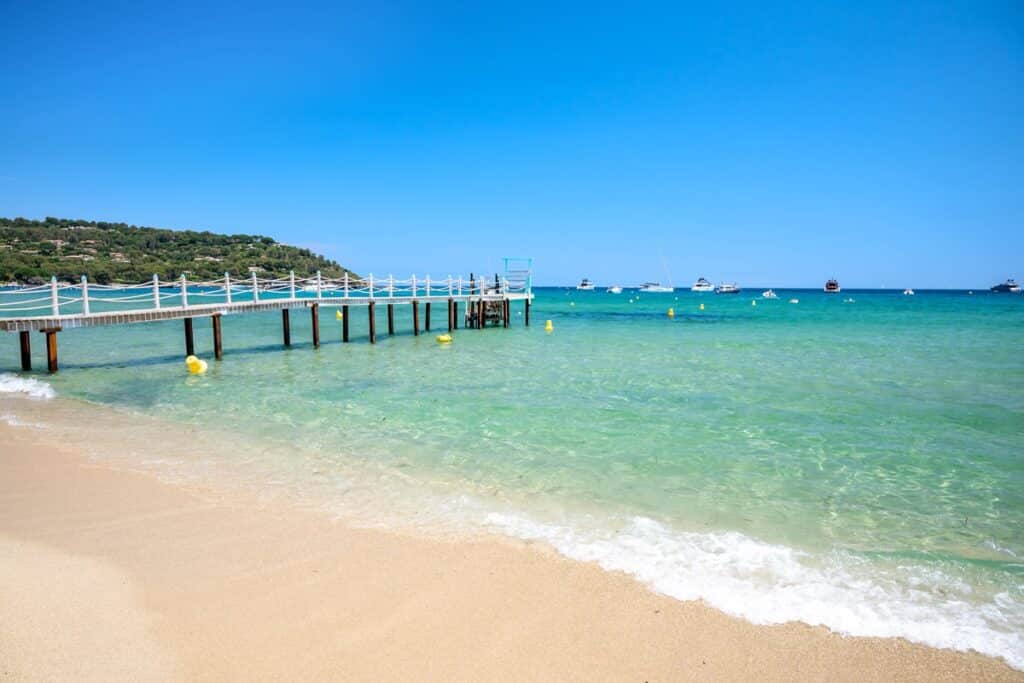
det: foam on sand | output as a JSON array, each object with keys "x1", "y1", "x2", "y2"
[
  {"x1": 484, "y1": 512, "x2": 1024, "y2": 670},
  {"x1": 0, "y1": 374, "x2": 55, "y2": 400}
]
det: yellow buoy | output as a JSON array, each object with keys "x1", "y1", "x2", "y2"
[
  {"x1": 667, "y1": 307, "x2": 675, "y2": 318},
  {"x1": 435, "y1": 334, "x2": 452, "y2": 344},
  {"x1": 544, "y1": 320, "x2": 553, "y2": 332},
  {"x1": 335, "y1": 310, "x2": 344, "y2": 320},
  {"x1": 699, "y1": 303, "x2": 705, "y2": 311},
  {"x1": 751, "y1": 300, "x2": 757, "y2": 306},
  {"x1": 185, "y1": 356, "x2": 208, "y2": 375}
]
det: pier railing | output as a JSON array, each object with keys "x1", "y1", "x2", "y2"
[{"x1": 0, "y1": 271, "x2": 528, "y2": 320}]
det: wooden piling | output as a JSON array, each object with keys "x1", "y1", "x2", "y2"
[
  {"x1": 447, "y1": 298, "x2": 454, "y2": 332},
  {"x1": 282, "y1": 309, "x2": 291, "y2": 347},
  {"x1": 41, "y1": 328, "x2": 59, "y2": 373},
  {"x1": 412, "y1": 300, "x2": 420, "y2": 336},
  {"x1": 525, "y1": 298, "x2": 530, "y2": 326},
  {"x1": 387, "y1": 303, "x2": 395, "y2": 336},
  {"x1": 478, "y1": 299, "x2": 485, "y2": 330},
  {"x1": 425, "y1": 302, "x2": 431, "y2": 331},
  {"x1": 184, "y1": 318, "x2": 195, "y2": 357},
  {"x1": 368, "y1": 301, "x2": 377, "y2": 344},
  {"x1": 212, "y1": 315, "x2": 223, "y2": 360},
  {"x1": 503, "y1": 299, "x2": 509, "y2": 328},
  {"x1": 342, "y1": 304, "x2": 350, "y2": 342},
  {"x1": 19, "y1": 331, "x2": 31, "y2": 371},
  {"x1": 311, "y1": 304, "x2": 320, "y2": 348},
  {"x1": 453, "y1": 301, "x2": 459, "y2": 330}
]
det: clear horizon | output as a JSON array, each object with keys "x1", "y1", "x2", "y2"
[{"x1": 1, "y1": 1, "x2": 1020, "y2": 289}]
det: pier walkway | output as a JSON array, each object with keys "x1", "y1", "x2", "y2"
[{"x1": 2, "y1": 264, "x2": 533, "y2": 372}]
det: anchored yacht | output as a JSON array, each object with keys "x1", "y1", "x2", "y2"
[
  {"x1": 762, "y1": 289, "x2": 779, "y2": 299},
  {"x1": 691, "y1": 277, "x2": 714, "y2": 293},
  {"x1": 638, "y1": 282, "x2": 674, "y2": 293},
  {"x1": 824, "y1": 279, "x2": 841, "y2": 293},
  {"x1": 715, "y1": 283, "x2": 741, "y2": 294},
  {"x1": 576, "y1": 278, "x2": 596, "y2": 291},
  {"x1": 990, "y1": 279, "x2": 1021, "y2": 293}
]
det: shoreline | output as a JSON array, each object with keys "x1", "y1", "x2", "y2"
[{"x1": 1, "y1": 421, "x2": 1019, "y2": 681}]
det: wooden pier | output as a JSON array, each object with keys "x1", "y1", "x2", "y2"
[{"x1": 1, "y1": 263, "x2": 533, "y2": 373}]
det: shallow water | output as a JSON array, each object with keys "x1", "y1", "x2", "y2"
[{"x1": 3, "y1": 288, "x2": 1023, "y2": 667}]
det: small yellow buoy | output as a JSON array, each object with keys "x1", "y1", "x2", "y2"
[
  {"x1": 699, "y1": 303, "x2": 705, "y2": 311},
  {"x1": 436, "y1": 334, "x2": 452, "y2": 344},
  {"x1": 185, "y1": 355, "x2": 208, "y2": 375},
  {"x1": 751, "y1": 300, "x2": 757, "y2": 306},
  {"x1": 667, "y1": 307, "x2": 675, "y2": 318},
  {"x1": 335, "y1": 310, "x2": 343, "y2": 321},
  {"x1": 544, "y1": 320, "x2": 553, "y2": 332}
]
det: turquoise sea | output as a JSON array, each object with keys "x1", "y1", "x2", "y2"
[{"x1": 2, "y1": 287, "x2": 1023, "y2": 667}]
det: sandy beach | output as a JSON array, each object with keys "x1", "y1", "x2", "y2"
[{"x1": 0, "y1": 421, "x2": 1018, "y2": 682}]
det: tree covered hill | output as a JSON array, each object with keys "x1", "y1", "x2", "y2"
[{"x1": 0, "y1": 217, "x2": 356, "y2": 284}]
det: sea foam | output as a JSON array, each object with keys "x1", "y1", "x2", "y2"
[
  {"x1": 0, "y1": 374, "x2": 56, "y2": 400},
  {"x1": 485, "y1": 512, "x2": 1024, "y2": 670}
]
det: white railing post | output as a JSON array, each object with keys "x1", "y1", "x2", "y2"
[
  {"x1": 448, "y1": 275, "x2": 453, "y2": 296},
  {"x1": 388, "y1": 274, "x2": 394, "y2": 299},
  {"x1": 368, "y1": 273, "x2": 375, "y2": 299},
  {"x1": 289, "y1": 271, "x2": 296, "y2": 300},
  {"x1": 316, "y1": 270, "x2": 322, "y2": 300},
  {"x1": 343, "y1": 272, "x2": 349, "y2": 299},
  {"x1": 411, "y1": 274, "x2": 417, "y2": 298},
  {"x1": 180, "y1": 275, "x2": 189, "y2": 308},
  {"x1": 251, "y1": 271, "x2": 259, "y2": 302},
  {"x1": 225, "y1": 272, "x2": 232, "y2": 304},
  {"x1": 50, "y1": 276, "x2": 59, "y2": 316},
  {"x1": 458, "y1": 276, "x2": 463, "y2": 297},
  {"x1": 426, "y1": 274, "x2": 431, "y2": 298},
  {"x1": 153, "y1": 274, "x2": 161, "y2": 309},
  {"x1": 81, "y1": 275, "x2": 90, "y2": 315}
]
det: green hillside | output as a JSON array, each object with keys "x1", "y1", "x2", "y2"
[{"x1": 0, "y1": 217, "x2": 356, "y2": 284}]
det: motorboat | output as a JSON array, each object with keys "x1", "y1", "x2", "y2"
[
  {"x1": 607, "y1": 285, "x2": 623, "y2": 294},
  {"x1": 762, "y1": 289, "x2": 779, "y2": 299},
  {"x1": 638, "y1": 282, "x2": 674, "y2": 293},
  {"x1": 691, "y1": 277, "x2": 714, "y2": 293},
  {"x1": 715, "y1": 283, "x2": 741, "y2": 294},
  {"x1": 903, "y1": 288, "x2": 915, "y2": 295},
  {"x1": 990, "y1": 279, "x2": 1021, "y2": 293},
  {"x1": 576, "y1": 278, "x2": 596, "y2": 291},
  {"x1": 824, "y1": 279, "x2": 841, "y2": 293}
]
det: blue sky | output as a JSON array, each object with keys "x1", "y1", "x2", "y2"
[{"x1": 1, "y1": 1, "x2": 1020, "y2": 287}]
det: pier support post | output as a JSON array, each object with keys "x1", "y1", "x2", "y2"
[
  {"x1": 212, "y1": 314, "x2": 223, "y2": 360},
  {"x1": 453, "y1": 301, "x2": 459, "y2": 329},
  {"x1": 387, "y1": 303, "x2": 395, "y2": 336},
  {"x1": 503, "y1": 299, "x2": 509, "y2": 328},
  {"x1": 525, "y1": 298, "x2": 530, "y2": 327},
  {"x1": 412, "y1": 300, "x2": 419, "y2": 336},
  {"x1": 311, "y1": 304, "x2": 320, "y2": 348},
  {"x1": 479, "y1": 299, "x2": 485, "y2": 330},
  {"x1": 342, "y1": 305, "x2": 349, "y2": 342},
  {"x1": 282, "y1": 309, "x2": 291, "y2": 347},
  {"x1": 19, "y1": 331, "x2": 31, "y2": 371},
  {"x1": 184, "y1": 318, "x2": 195, "y2": 357},
  {"x1": 41, "y1": 328, "x2": 60, "y2": 373},
  {"x1": 368, "y1": 301, "x2": 376, "y2": 344},
  {"x1": 425, "y1": 302, "x2": 431, "y2": 332},
  {"x1": 447, "y1": 298, "x2": 454, "y2": 332}
]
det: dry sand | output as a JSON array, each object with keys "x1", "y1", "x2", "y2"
[{"x1": 0, "y1": 422, "x2": 1019, "y2": 682}]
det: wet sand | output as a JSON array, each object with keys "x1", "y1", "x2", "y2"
[{"x1": 0, "y1": 422, "x2": 1019, "y2": 681}]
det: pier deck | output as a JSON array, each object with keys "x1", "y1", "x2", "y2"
[{"x1": 2, "y1": 269, "x2": 533, "y2": 372}]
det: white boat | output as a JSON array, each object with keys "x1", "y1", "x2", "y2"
[
  {"x1": 824, "y1": 279, "x2": 841, "y2": 293},
  {"x1": 762, "y1": 289, "x2": 778, "y2": 299},
  {"x1": 903, "y1": 288, "x2": 915, "y2": 296},
  {"x1": 607, "y1": 285, "x2": 623, "y2": 294},
  {"x1": 576, "y1": 278, "x2": 596, "y2": 291},
  {"x1": 638, "y1": 282, "x2": 674, "y2": 293},
  {"x1": 715, "y1": 283, "x2": 741, "y2": 294},
  {"x1": 691, "y1": 277, "x2": 714, "y2": 293}
]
